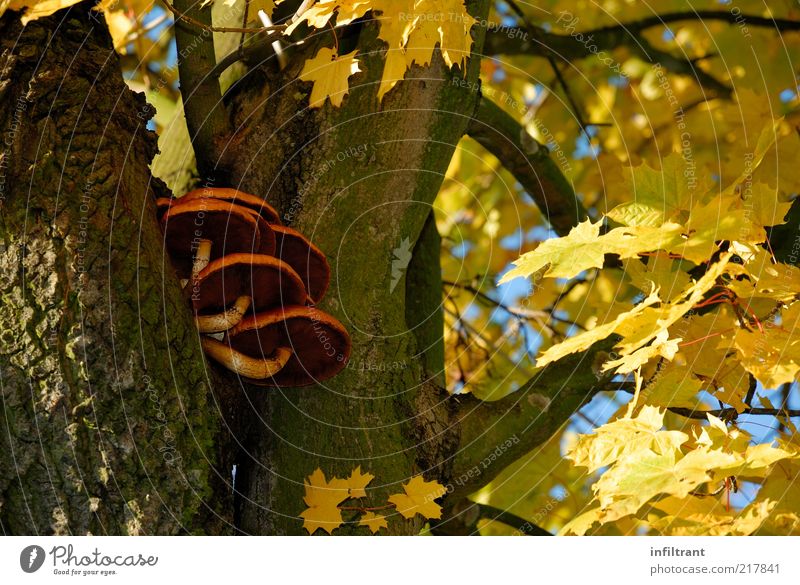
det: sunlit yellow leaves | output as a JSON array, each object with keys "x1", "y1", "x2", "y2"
[
  {"x1": 300, "y1": 468, "x2": 351, "y2": 535},
  {"x1": 607, "y1": 154, "x2": 700, "y2": 227},
  {"x1": 624, "y1": 255, "x2": 689, "y2": 301},
  {"x1": 289, "y1": 0, "x2": 475, "y2": 102},
  {"x1": 500, "y1": 219, "x2": 683, "y2": 282},
  {"x1": 566, "y1": 405, "x2": 686, "y2": 472},
  {"x1": 730, "y1": 303, "x2": 800, "y2": 388},
  {"x1": 593, "y1": 446, "x2": 730, "y2": 522},
  {"x1": 564, "y1": 405, "x2": 800, "y2": 534},
  {"x1": 670, "y1": 308, "x2": 750, "y2": 410},
  {"x1": 359, "y1": 512, "x2": 388, "y2": 533},
  {"x1": 535, "y1": 291, "x2": 660, "y2": 369},
  {"x1": 641, "y1": 365, "x2": 704, "y2": 408},
  {"x1": 602, "y1": 330, "x2": 680, "y2": 375},
  {"x1": 373, "y1": 0, "x2": 475, "y2": 99},
  {"x1": 650, "y1": 496, "x2": 776, "y2": 536},
  {"x1": 677, "y1": 194, "x2": 762, "y2": 263},
  {"x1": 299, "y1": 48, "x2": 361, "y2": 108},
  {"x1": 614, "y1": 253, "x2": 732, "y2": 356},
  {"x1": 285, "y1": 0, "x2": 373, "y2": 33},
  {"x1": 388, "y1": 475, "x2": 447, "y2": 520},
  {"x1": 534, "y1": 254, "x2": 732, "y2": 374}
]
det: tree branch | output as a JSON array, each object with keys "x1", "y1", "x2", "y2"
[
  {"x1": 447, "y1": 339, "x2": 613, "y2": 503},
  {"x1": 600, "y1": 378, "x2": 800, "y2": 420},
  {"x1": 172, "y1": 0, "x2": 233, "y2": 179},
  {"x1": 478, "y1": 9, "x2": 800, "y2": 97},
  {"x1": 475, "y1": 503, "x2": 552, "y2": 535},
  {"x1": 485, "y1": 11, "x2": 800, "y2": 57},
  {"x1": 666, "y1": 406, "x2": 800, "y2": 421},
  {"x1": 432, "y1": 500, "x2": 552, "y2": 535},
  {"x1": 466, "y1": 95, "x2": 587, "y2": 237}
]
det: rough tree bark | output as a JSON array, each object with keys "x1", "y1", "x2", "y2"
[
  {"x1": 0, "y1": 6, "x2": 229, "y2": 535},
  {"x1": 224, "y1": 1, "x2": 492, "y2": 534},
  {"x1": 0, "y1": 1, "x2": 614, "y2": 535}
]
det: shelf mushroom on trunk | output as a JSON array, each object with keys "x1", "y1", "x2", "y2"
[
  {"x1": 158, "y1": 187, "x2": 350, "y2": 387},
  {"x1": 180, "y1": 187, "x2": 282, "y2": 224},
  {"x1": 160, "y1": 199, "x2": 275, "y2": 281},
  {"x1": 201, "y1": 305, "x2": 351, "y2": 385},
  {"x1": 271, "y1": 225, "x2": 331, "y2": 304},
  {"x1": 191, "y1": 253, "x2": 308, "y2": 333}
]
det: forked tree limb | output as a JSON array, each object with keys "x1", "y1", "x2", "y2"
[
  {"x1": 447, "y1": 339, "x2": 614, "y2": 503},
  {"x1": 466, "y1": 95, "x2": 587, "y2": 236}
]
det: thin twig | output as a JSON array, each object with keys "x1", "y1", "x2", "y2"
[
  {"x1": 505, "y1": 0, "x2": 594, "y2": 137},
  {"x1": 239, "y1": 0, "x2": 250, "y2": 51}
]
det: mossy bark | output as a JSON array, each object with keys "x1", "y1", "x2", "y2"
[
  {"x1": 0, "y1": 7, "x2": 226, "y2": 534},
  {"x1": 226, "y1": 4, "x2": 489, "y2": 534}
]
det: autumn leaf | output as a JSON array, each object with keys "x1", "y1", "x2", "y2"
[
  {"x1": 1, "y1": 0, "x2": 83, "y2": 23},
  {"x1": 499, "y1": 219, "x2": 683, "y2": 282},
  {"x1": 299, "y1": 48, "x2": 361, "y2": 108},
  {"x1": 606, "y1": 153, "x2": 702, "y2": 227},
  {"x1": 300, "y1": 468, "x2": 351, "y2": 535},
  {"x1": 359, "y1": 511, "x2": 388, "y2": 534},
  {"x1": 288, "y1": 0, "x2": 475, "y2": 101},
  {"x1": 346, "y1": 466, "x2": 374, "y2": 498},
  {"x1": 388, "y1": 476, "x2": 447, "y2": 520}
]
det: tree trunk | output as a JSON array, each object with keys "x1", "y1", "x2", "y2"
[
  {"x1": 225, "y1": 4, "x2": 490, "y2": 534},
  {"x1": 0, "y1": 7, "x2": 228, "y2": 535}
]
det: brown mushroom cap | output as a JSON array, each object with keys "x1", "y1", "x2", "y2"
[
  {"x1": 160, "y1": 200, "x2": 262, "y2": 278},
  {"x1": 182, "y1": 187, "x2": 281, "y2": 224},
  {"x1": 161, "y1": 197, "x2": 276, "y2": 256},
  {"x1": 192, "y1": 253, "x2": 307, "y2": 316},
  {"x1": 272, "y1": 225, "x2": 330, "y2": 303},
  {"x1": 227, "y1": 305, "x2": 350, "y2": 386},
  {"x1": 244, "y1": 210, "x2": 277, "y2": 256}
]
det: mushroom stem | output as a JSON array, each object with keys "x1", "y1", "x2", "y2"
[
  {"x1": 192, "y1": 239, "x2": 212, "y2": 281},
  {"x1": 195, "y1": 295, "x2": 252, "y2": 333},
  {"x1": 200, "y1": 337, "x2": 293, "y2": 379}
]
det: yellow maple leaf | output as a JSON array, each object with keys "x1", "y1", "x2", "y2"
[
  {"x1": 641, "y1": 364, "x2": 703, "y2": 408},
  {"x1": 729, "y1": 302, "x2": 800, "y2": 388},
  {"x1": 359, "y1": 511, "x2": 388, "y2": 533},
  {"x1": 299, "y1": 48, "x2": 361, "y2": 108},
  {"x1": 287, "y1": 0, "x2": 475, "y2": 101},
  {"x1": 300, "y1": 468, "x2": 351, "y2": 535},
  {"x1": 535, "y1": 290, "x2": 660, "y2": 369},
  {"x1": 607, "y1": 153, "x2": 703, "y2": 227},
  {"x1": 566, "y1": 405, "x2": 688, "y2": 474},
  {"x1": 500, "y1": 219, "x2": 683, "y2": 282},
  {"x1": 388, "y1": 475, "x2": 447, "y2": 520},
  {"x1": 602, "y1": 330, "x2": 681, "y2": 375},
  {"x1": 346, "y1": 466, "x2": 374, "y2": 498},
  {"x1": 285, "y1": 0, "x2": 372, "y2": 34}
]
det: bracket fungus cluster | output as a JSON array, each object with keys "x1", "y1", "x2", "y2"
[{"x1": 159, "y1": 188, "x2": 350, "y2": 386}]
